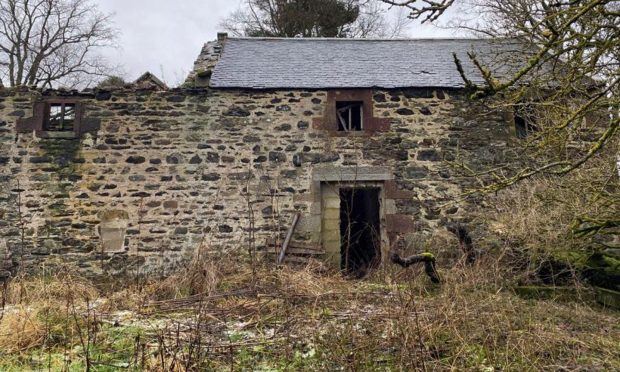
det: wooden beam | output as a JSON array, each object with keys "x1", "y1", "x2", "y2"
[{"x1": 278, "y1": 212, "x2": 301, "y2": 265}]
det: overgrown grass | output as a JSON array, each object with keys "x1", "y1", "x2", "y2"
[{"x1": 0, "y1": 253, "x2": 618, "y2": 371}]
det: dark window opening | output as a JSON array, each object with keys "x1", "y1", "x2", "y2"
[
  {"x1": 45, "y1": 103, "x2": 76, "y2": 132},
  {"x1": 337, "y1": 101, "x2": 363, "y2": 131},
  {"x1": 339, "y1": 187, "x2": 381, "y2": 277},
  {"x1": 515, "y1": 109, "x2": 538, "y2": 139}
]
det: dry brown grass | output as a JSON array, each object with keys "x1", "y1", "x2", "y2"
[
  {"x1": 484, "y1": 155, "x2": 618, "y2": 257},
  {"x1": 6, "y1": 271, "x2": 98, "y2": 305},
  {"x1": 474, "y1": 156, "x2": 620, "y2": 290},
  {"x1": 160, "y1": 255, "x2": 620, "y2": 370},
  {"x1": 0, "y1": 305, "x2": 45, "y2": 353},
  {"x1": 0, "y1": 251, "x2": 617, "y2": 370},
  {"x1": 0, "y1": 270, "x2": 99, "y2": 355},
  {"x1": 486, "y1": 178, "x2": 587, "y2": 254}
]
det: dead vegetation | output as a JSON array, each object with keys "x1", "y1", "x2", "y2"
[
  {"x1": 0, "y1": 251, "x2": 617, "y2": 371},
  {"x1": 481, "y1": 155, "x2": 619, "y2": 287}
]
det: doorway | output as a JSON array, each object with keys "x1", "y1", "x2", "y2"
[{"x1": 339, "y1": 187, "x2": 381, "y2": 276}]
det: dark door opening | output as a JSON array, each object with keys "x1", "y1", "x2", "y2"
[{"x1": 339, "y1": 188, "x2": 381, "y2": 277}]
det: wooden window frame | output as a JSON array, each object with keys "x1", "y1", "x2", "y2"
[
  {"x1": 514, "y1": 107, "x2": 538, "y2": 139},
  {"x1": 312, "y1": 90, "x2": 390, "y2": 135},
  {"x1": 44, "y1": 102, "x2": 78, "y2": 133},
  {"x1": 38, "y1": 99, "x2": 83, "y2": 138},
  {"x1": 336, "y1": 101, "x2": 364, "y2": 132},
  {"x1": 16, "y1": 97, "x2": 100, "y2": 139}
]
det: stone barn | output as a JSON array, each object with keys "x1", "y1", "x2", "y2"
[{"x1": 0, "y1": 34, "x2": 526, "y2": 277}]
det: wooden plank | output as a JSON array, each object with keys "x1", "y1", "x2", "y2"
[
  {"x1": 278, "y1": 256, "x2": 313, "y2": 264},
  {"x1": 269, "y1": 247, "x2": 326, "y2": 256},
  {"x1": 337, "y1": 111, "x2": 348, "y2": 131},
  {"x1": 278, "y1": 212, "x2": 300, "y2": 265},
  {"x1": 268, "y1": 241, "x2": 322, "y2": 250},
  {"x1": 289, "y1": 243, "x2": 323, "y2": 251}
]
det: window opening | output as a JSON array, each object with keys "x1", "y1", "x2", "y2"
[
  {"x1": 45, "y1": 103, "x2": 76, "y2": 132},
  {"x1": 514, "y1": 107, "x2": 538, "y2": 139},
  {"x1": 337, "y1": 101, "x2": 363, "y2": 131}
]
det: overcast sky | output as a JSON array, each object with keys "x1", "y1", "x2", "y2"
[{"x1": 96, "y1": 0, "x2": 459, "y2": 87}]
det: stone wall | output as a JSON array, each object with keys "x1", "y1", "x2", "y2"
[{"x1": 0, "y1": 86, "x2": 515, "y2": 276}]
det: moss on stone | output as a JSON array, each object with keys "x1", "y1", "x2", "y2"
[
  {"x1": 420, "y1": 251, "x2": 436, "y2": 260},
  {"x1": 586, "y1": 253, "x2": 620, "y2": 273},
  {"x1": 595, "y1": 287, "x2": 620, "y2": 309},
  {"x1": 196, "y1": 69, "x2": 212, "y2": 79},
  {"x1": 39, "y1": 138, "x2": 81, "y2": 167}
]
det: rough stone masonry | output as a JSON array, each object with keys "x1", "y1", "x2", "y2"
[{"x1": 0, "y1": 36, "x2": 522, "y2": 276}]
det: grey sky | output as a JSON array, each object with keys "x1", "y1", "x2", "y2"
[{"x1": 96, "y1": 0, "x2": 458, "y2": 87}]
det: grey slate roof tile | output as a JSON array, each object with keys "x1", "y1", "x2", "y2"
[{"x1": 210, "y1": 37, "x2": 530, "y2": 89}]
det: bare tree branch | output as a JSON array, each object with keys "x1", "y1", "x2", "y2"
[
  {"x1": 386, "y1": 0, "x2": 620, "y2": 237},
  {"x1": 0, "y1": 0, "x2": 117, "y2": 88},
  {"x1": 381, "y1": 0, "x2": 456, "y2": 23}
]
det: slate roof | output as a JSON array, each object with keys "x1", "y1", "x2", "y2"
[{"x1": 209, "y1": 37, "x2": 531, "y2": 89}]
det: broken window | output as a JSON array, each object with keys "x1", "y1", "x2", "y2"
[
  {"x1": 336, "y1": 101, "x2": 363, "y2": 131},
  {"x1": 514, "y1": 107, "x2": 538, "y2": 139},
  {"x1": 45, "y1": 103, "x2": 76, "y2": 132}
]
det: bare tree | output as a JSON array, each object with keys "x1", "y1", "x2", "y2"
[
  {"x1": 221, "y1": 0, "x2": 412, "y2": 38},
  {"x1": 0, "y1": 0, "x2": 117, "y2": 88},
  {"x1": 384, "y1": 0, "x2": 619, "y2": 235}
]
